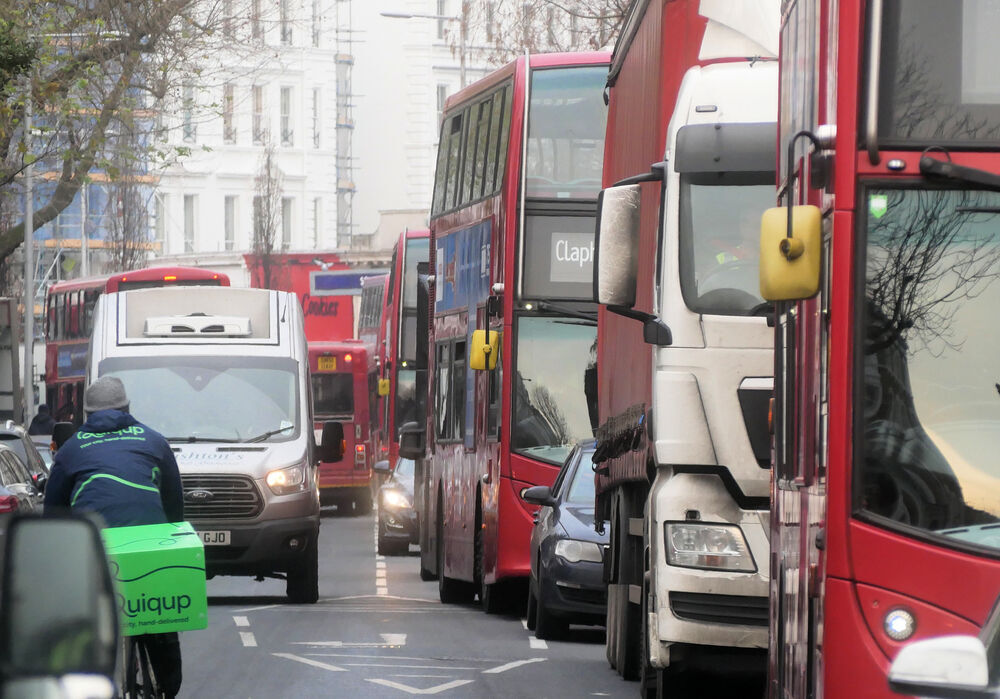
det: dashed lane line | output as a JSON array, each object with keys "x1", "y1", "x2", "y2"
[
  {"x1": 529, "y1": 637, "x2": 548, "y2": 650},
  {"x1": 271, "y1": 653, "x2": 348, "y2": 672},
  {"x1": 240, "y1": 632, "x2": 257, "y2": 647},
  {"x1": 233, "y1": 616, "x2": 250, "y2": 627},
  {"x1": 482, "y1": 658, "x2": 546, "y2": 674}
]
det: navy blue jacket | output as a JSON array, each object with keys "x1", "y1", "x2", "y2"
[{"x1": 44, "y1": 410, "x2": 184, "y2": 527}]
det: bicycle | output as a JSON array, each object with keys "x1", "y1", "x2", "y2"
[{"x1": 118, "y1": 632, "x2": 164, "y2": 699}]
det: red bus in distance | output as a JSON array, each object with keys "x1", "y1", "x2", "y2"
[
  {"x1": 309, "y1": 340, "x2": 373, "y2": 513},
  {"x1": 44, "y1": 266, "x2": 230, "y2": 423}
]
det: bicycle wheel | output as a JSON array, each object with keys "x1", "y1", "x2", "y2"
[{"x1": 122, "y1": 636, "x2": 163, "y2": 699}]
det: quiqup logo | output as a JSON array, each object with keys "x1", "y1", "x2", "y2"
[{"x1": 119, "y1": 592, "x2": 193, "y2": 618}]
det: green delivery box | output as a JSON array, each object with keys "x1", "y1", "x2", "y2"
[{"x1": 101, "y1": 522, "x2": 208, "y2": 636}]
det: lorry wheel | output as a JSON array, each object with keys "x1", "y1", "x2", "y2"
[
  {"x1": 617, "y1": 492, "x2": 642, "y2": 681},
  {"x1": 286, "y1": 533, "x2": 319, "y2": 604}
]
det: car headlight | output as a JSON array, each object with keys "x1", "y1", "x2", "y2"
[
  {"x1": 382, "y1": 489, "x2": 411, "y2": 509},
  {"x1": 554, "y1": 539, "x2": 603, "y2": 564},
  {"x1": 664, "y1": 523, "x2": 756, "y2": 572},
  {"x1": 265, "y1": 464, "x2": 307, "y2": 495}
]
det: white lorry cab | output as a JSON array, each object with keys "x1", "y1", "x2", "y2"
[{"x1": 87, "y1": 286, "x2": 344, "y2": 603}]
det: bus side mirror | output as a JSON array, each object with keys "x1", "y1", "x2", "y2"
[
  {"x1": 594, "y1": 184, "x2": 642, "y2": 308},
  {"x1": 759, "y1": 205, "x2": 822, "y2": 301},
  {"x1": 377, "y1": 378, "x2": 390, "y2": 397},
  {"x1": 469, "y1": 329, "x2": 499, "y2": 371},
  {"x1": 398, "y1": 421, "x2": 425, "y2": 460},
  {"x1": 888, "y1": 636, "x2": 992, "y2": 697},
  {"x1": 318, "y1": 422, "x2": 345, "y2": 463},
  {"x1": 0, "y1": 515, "x2": 119, "y2": 689}
]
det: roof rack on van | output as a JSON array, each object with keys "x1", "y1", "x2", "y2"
[{"x1": 143, "y1": 312, "x2": 252, "y2": 337}]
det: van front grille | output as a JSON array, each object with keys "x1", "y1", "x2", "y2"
[{"x1": 181, "y1": 474, "x2": 262, "y2": 519}]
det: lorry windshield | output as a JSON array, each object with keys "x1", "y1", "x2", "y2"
[
  {"x1": 512, "y1": 315, "x2": 596, "y2": 465},
  {"x1": 857, "y1": 186, "x2": 1000, "y2": 554},
  {"x1": 99, "y1": 356, "x2": 299, "y2": 443},
  {"x1": 312, "y1": 373, "x2": 353, "y2": 418},
  {"x1": 678, "y1": 172, "x2": 775, "y2": 315}
]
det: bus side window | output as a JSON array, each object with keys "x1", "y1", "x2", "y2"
[
  {"x1": 83, "y1": 290, "x2": 99, "y2": 337},
  {"x1": 453, "y1": 340, "x2": 467, "y2": 445},
  {"x1": 69, "y1": 292, "x2": 80, "y2": 337}
]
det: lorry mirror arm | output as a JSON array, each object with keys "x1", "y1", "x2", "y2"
[{"x1": 607, "y1": 306, "x2": 673, "y2": 347}]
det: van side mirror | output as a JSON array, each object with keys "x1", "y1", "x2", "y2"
[
  {"x1": 469, "y1": 329, "x2": 499, "y2": 371},
  {"x1": 759, "y1": 205, "x2": 822, "y2": 301},
  {"x1": 398, "y1": 421, "x2": 425, "y2": 460},
  {"x1": 0, "y1": 515, "x2": 119, "y2": 685},
  {"x1": 594, "y1": 184, "x2": 642, "y2": 308},
  {"x1": 318, "y1": 422, "x2": 345, "y2": 463},
  {"x1": 377, "y1": 378, "x2": 390, "y2": 397}
]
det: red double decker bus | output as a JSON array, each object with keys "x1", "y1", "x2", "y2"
[
  {"x1": 358, "y1": 273, "x2": 388, "y2": 465},
  {"x1": 762, "y1": 1, "x2": 1000, "y2": 696},
  {"x1": 410, "y1": 52, "x2": 609, "y2": 609},
  {"x1": 44, "y1": 266, "x2": 230, "y2": 423},
  {"x1": 309, "y1": 340, "x2": 372, "y2": 513}
]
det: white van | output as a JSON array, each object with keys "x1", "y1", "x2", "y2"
[{"x1": 87, "y1": 286, "x2": 343, "y2": 603}]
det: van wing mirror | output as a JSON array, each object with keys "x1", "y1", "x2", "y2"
[
  {"x1": 318, "y1": 422, "x2": 345, "y2": 463},
  {"x1": 594, "y1": 184, "x2": 642, "y2": 308},
  {"x1": 469, "y1": 329, "x2": 500, "y2": 371},
  {"x1": 759, "y1": 205, "x2": 822, "y2": 301},
  {"x1": 0, "y1": 515, "x2": 119, "y2": 682},
  {"x1": 398, "y1": 421, "x2": 425, "y2": 460}
]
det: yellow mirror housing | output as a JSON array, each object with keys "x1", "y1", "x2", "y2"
[
  {"x1": 377, "y1": 378, "x2": 390, "y2": 397},
  {"x1": 469, "y1": 329, "x2": 500, "y2": 371},
  {"x1": 759, "y1": 205, "x2": 822, "y2": 301}
]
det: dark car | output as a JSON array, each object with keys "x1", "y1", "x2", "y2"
[
  {"x1": 0, "y1": 420, "x2": 50, "y2": 480},
  {"x1": 376, "y1": 458, "x2": 418, "y2": 555},
  {"x1": 0, "y1": 443, "x2": 43, "y2": 516},
  {"x1": 523, "y1": 440, "x2": 608, "y2": 639}
]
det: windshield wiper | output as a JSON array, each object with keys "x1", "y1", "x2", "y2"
[
  {"x1": 920, "y1": 153, "x2": 1000, "y2": 192},
  {"x1": 246, "y1": 425, "x2": 295, "y2": 444},
  {"x1": 167, "y1": 436, "x2": 239, "y2": 444},
  {"x1": 535, "y1": 301, "x2": 598, "y2": 325}
]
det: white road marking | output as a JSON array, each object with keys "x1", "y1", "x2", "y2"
[
  {"x1": 376, "y1": 560, "x2": 386, "y2": 569},
  {"x1": 377, "y1": 586, "x2": 389, "y2": 596},
  {"x1": 529, "y1": 637, "x2": 548, "y2": 650},
  {"x1": 381, "y1": 633, "x2": 407, "y2": 646},
  {"x1": 375, "y1": 555, "x2": 386, "y2": 561},
  {"x1": 271, "y1": 653, "x2": 348, "y2": 672},
  {"x1": 365, "y1": 679, "x2": 475, "y2": 694},
  {"x1": 347, "y1": 663, "x2": 478, "y2": 670},
  {"x1": 520, "y1": 619, "x2": 528, "y2": 630},
  {"x1": 392, "y1": 675, "x2": 453, "y2": 679},
  {"x1": 376, "y1": 569, "x2": 387, "y2": 579},
  {"x1": 233, "y1": 616, "x2": 250, "y2": 627},
  {"x1": 482, "y1": 658, "x2": 546, "y2": 674},
  {"x1": 289, "y1": 634, "x2": 406, "y2": 649},
  {"x1": 240, "y1": 632, "x2": 257, "y2": 647},
  {"x1": 233, "y1": 604, "x2": 280, "y2": 613}
]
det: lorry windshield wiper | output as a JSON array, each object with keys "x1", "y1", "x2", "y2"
[
  {"x1": 168, "y1": 436, "x2": 239, "y2": 443},
  {"x1": 246, "y1": 425, "x2": 294, "y2": 444}
]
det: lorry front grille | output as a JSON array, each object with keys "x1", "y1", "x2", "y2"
[
  {"x1": 181, "y1": 475, "x2": 262, "y2": 519},
  {"x1": 669, "y1": 592, "x2": 768, "y2": 627}
]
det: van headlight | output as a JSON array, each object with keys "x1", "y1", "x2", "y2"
[
  {"x1": 266, "y1": 464, "x2": 307, "y2": 495},
  {"x1": 664, "y1": 523, "x2": 756, "y2": 572},
  {"x1": 554, "y1": 539, "x2": 604, "y2": 564}
]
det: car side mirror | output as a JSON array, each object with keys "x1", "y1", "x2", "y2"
[
  {"x1": 31, "y1": 472, "x2": 47, "y2": 494},
  {"x1": 0, "y1": 515, "x2": 119, "y2": 684},
  {"x1": 318, "y1": 422, "x2": 345, "y2": 463},
  {"x1": 373, "y1": 460, "x2": 391, "y2": 474},
  {"x1": 521, "y1": 485, "x2": 556, "y2": 508},
  {"x1": 398, "y1": 422, "x2": 425, "y2": 460}
]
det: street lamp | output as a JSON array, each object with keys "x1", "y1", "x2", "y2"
[{"x1": 381, "y1": 10, "x2": 467, "y2": 88}]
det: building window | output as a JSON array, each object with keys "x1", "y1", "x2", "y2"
[
  {"x1": 280, "y1": 0, "x2": 292, "y2": 45},
  {"x1": 183, "y1": 194, "x2": 196, "y2": 252},
  {"x1": 182, "y1": 84, "x2": 196, "y2": 142},
  {"x1": 224, "y1": 195, "x2": 237, "y2": 251},
  {"x1": 311, "y1": 0, "x2": 321, "y2": 47},
  {"x1": 251, "y1": 0, "x2": 262, "y2": 42},
  {"x1": 312, "y1": 197, "x2": 321, "y2": 247},
  {"x1": 281, "y1": 86, "x2": 293, "y2": 146},
  {"x1": 312, "y1": 87, "x2": 321, "y2": 148},
  {"x1": 436, "y1": 84, "x2": 448, "y2": 127},
  {"x1": 281, "y1": 197, "x2": 293, "y2": 249},
  {"x1": 222, "y1": 0, "x2": 234, "y2": 40},
  {"x1": 223, "y1": 83, "x2": 236, "y2": 143},
  {"x1": 252, "y1": 85, "x2": 265, "y2": 144},
  {"x1": 154, "y1": 193, "x2": 166, "y2": 251},
  {"x1": 437, "y1": 0, "x2": 447, "y2": 39}
]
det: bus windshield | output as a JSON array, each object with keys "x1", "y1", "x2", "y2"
[
  {"x1": 526, "y1": 65, "x2": 608, "y2": 199},
  {"x1": 512, "y1": 315, "x2": 596, "y2": 465},
  {"x1": 99, "y1": 356, "x2": 299, "y2": 443},
  {"x1": 679, "y1": 172, "x2": 775, "y2": 315},
  {"x1": 312, "y1": 373, "x2": 353, "y2": 418},
  {"x1": 858, "y1": 186, "x2": 1000, "y2": 554}
]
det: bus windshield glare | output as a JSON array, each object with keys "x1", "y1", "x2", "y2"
[
  {"x1": 99, "y1": 356, "x2": 299, "y2": 443},
  {"x1": 526, "y1": 65, "x2": 608, "y2": 199},
  {"x1": 512, "y1": 316, "x2": 596, "y2": 466},
  {"x1": 858, "y1": 187, "x2": 1000, "y2": 554}
]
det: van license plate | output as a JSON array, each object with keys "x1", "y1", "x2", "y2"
[
  {"x1": 199, "y1": 530, "x2": 230, "y2": 546},
  {"x1": 318, "y1": 356, "x2": 336, "y2": 371}
]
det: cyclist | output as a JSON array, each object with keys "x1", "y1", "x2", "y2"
[{"x1": 44, "y1": 376, "x2": 184, "y2": 698}]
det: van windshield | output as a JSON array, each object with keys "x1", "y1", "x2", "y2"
[{"x1": 98, "y1": 356, "x2": 300, "y2": 443}]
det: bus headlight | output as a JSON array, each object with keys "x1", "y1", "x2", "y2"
[
  {"x1": 554, "y1": 539, "x2": 604, "y2": 564},
  {"x1": 266, "y1": 464, "x2": 307, "y2": 495},
  {"x1": 382, "y1": 489, "x2": 411, "y2": 509},
  {"x1": 884, "y1": 608, "x2": 916, "y2": 641},
  {"x1": 664, "y1": 523, "x2": 756, "y2": 572}
]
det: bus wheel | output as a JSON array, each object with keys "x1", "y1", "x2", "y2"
[
  {"x1": 476, "y1": 513, "x2": 503, "y2": 614},
  {"x1": 437, "y1": 512, "x2": 473, "y2": 604}
]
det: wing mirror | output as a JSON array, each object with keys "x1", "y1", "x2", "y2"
[
  {"x1": 373, "y1": 460, "x2": 391, "y2": 474},
  {"x1": 594, "y1": 184, "x2": 642, "y2": 308},
  {"x1": 398, "y1": 422, "x2": 426, "y2": 460},
  {"x1": 759, "y1": 205, "x2": 822, "y2": 301},
  {"x1": 520, "y1": 485, "x2": 556, "y2": 508}
]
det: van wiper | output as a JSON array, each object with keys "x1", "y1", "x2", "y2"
[
  {"x1": 920, "y1": 153, "x2": 1000, "y2": 192},
  {"x1": 168, "y1": 436, "x2": 239, "y2": 443},
  {"x1": 246, "y1": 424, "x2": 295, "y2": 443}
]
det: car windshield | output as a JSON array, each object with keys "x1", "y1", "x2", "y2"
[
  {"x1": 565, "y1": 450, "x2": 596, "y2": 505},
  {"x1": 99, "y1": 356, "x2": 299, "y2": 443},
  {"x1": 857, "y1": 187, "x2": 1000, "y2": 554},
  {"x1": 512, "y1": 315, "x2": 596, "y2": 466}
]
